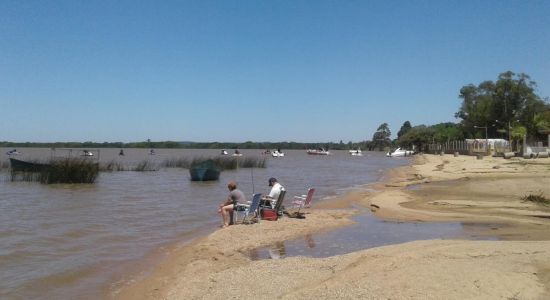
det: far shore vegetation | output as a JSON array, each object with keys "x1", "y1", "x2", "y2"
[
  {"x1": 0, "y1": 140, "x2": 367, "y2": 151},
  {"x1": 2, "y1": 71, "x2": 549, "y2": 153}
]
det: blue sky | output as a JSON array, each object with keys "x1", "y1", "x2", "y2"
[{"x1": 1, "y1": 0, "x2": 549, "y2": 143}]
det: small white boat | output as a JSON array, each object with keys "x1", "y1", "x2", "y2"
[
  {"x1": 306, "y1": 148, "x2": 330, "y2": 155},
  {"x1": 81, "y1": 150, "x2": 94, "y2": 157},
  {"x1": 149, "y1": 149, "x2": 156, "y2": 155},
  {"x1": 386, "y1": 148, "x2": 413, "y2": 157},
  {"x1": 232, "y1": 150, "x2": 243, "y2": 157},
  {"x1": 349, "y1": 148, "x2": 363, "y2": 156},
  {"x1": 272, "y1": 150, "x2": 285, "y2": 157},
  {"x1": 221, "y1": 149, "x2": 229, "y2": 155},
  {"x1": 6, "y1": 149, "x2": 20, "y2": 156}
]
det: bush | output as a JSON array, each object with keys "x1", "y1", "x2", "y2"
[
  {"x1": 521, "y1": 191, "x2": 549, "y2": 206},
  {"x1": 41, "y1": 158, "x2": 99, "y2": 184}
]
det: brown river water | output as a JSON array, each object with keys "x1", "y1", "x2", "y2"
[{"x1": 0, "y1": 148, "x2": 410, "y2": 299}]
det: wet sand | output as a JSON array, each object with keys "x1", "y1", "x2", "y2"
[{"x1": 113, "y1": 154, "x2": 550, "y2": 299}]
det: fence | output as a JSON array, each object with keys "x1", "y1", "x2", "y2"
[
  {"x1": 428, "y1": 140, "x2": 470, "y2": 155},
  {"x1": 428, "y1": 139, "x2": 511, "y2": 156}
]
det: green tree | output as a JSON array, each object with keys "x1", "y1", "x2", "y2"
[
  {"x1": 398, "y1": 125, "x2": 435, "y2": 151},
  {"x1": 456, "y1": 71, "x2": 548, "y2": 141},
  {"x1": 397, "y1": 121, "x2": 412, "y2": 139},
  {"x1": 431, "y1": 122, "x2": 464, "y2": 143},
  {"x1": 534, "y1": 112, "x2": 550, "y2": 135},
  {"x1": 371, "y1": 123, "x2": 392, "y2": 151}
]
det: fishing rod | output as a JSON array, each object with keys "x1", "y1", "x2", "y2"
[{"x1": 251, "y1": 166, "x2": 255, "y2": 194}]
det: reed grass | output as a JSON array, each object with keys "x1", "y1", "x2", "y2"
[
  {"x1": 10, "y1": 158, "x2": 99, "y2": 184},
  {"x1": 99, "y1": 160, "x2": 158, "y2": 171},
  {"x1": 161, "y1": 156, "x2": 266, "y2": 170},
  {"x1": 10, "y1": 170, "x2": 42, "y2": 182},
  {"x1": 42, "y1": 158, "x2": 99, "y2": 184},
  {"x1": 238, "y1": 157, "x2": 266, "y2": 168},
  {"x1": 0, "y1": 159, "x2": 9, "y2": 169},
  {"x1": 99, "y1": 160, "x2": 127, "y2": 171},
  {"x1": 132, "y1": 160, "x2": 158, "y2": 171},
  {"x1": 161, "y1": 157, "x2": 191, "y2": 168}
]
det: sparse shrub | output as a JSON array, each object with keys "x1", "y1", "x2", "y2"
[
  {"x1": 521, "y1": 191, "x2": 549, "y2": 206},
  {"x1": 41, "y1": 158, "x2": 99, "y2": 183}
]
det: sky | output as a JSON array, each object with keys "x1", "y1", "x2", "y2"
[{"x1": 1, "y1": 0, "x2": 549, "y2": 143}]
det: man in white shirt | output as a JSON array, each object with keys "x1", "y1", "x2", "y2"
[{"x1": 264, "y1": 177, "x2": 284, "y2": 208}]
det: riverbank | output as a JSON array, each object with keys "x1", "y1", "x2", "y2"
[{"x1": 113, "y1": 154, "x2": 550, "y2": 299}]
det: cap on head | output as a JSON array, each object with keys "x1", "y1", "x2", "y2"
[{"x1": 268, "y1": 177, "x2": 277, "y2": 186}]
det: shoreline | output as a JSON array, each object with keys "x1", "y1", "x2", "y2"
[{"x1": 112, "y1": 154, "x2": 550, "y2": 299}]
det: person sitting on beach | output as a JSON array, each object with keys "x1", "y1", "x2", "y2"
[
  {"x1": 218, "y1": 181, "x2": 246, "y2": 228},
  {"x1": 261, "y1": 177, "x2": 285, "y2": 208}
]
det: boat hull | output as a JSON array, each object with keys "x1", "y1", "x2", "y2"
[
  {"x1": 306, "y1": 150, "x2": 330, "y2": 155},
  {"x1": 9, "y1": 158, "x2": 48, "y2": 172},
  {"x1": 271, "y1": 151, "x2": 285, "y2": 157},
  {"x1": 386, "y1": 148, "x2": 413, "y2": 157},
  {"x1": 189, "y1": 160, "x2": 220, "y2": 181}
]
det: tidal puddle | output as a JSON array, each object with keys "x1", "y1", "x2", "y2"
[{"x1": 247, "y1": 210, "x2": 501, "y2": 260}]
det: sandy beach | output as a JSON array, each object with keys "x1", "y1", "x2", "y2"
[{"x1": 113, "y1": 154, "x2": 550, "y2": 300}]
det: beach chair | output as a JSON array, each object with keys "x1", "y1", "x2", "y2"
[
  {"x1": 260, "y1": 190, "x2": 286, "y2": 220},
  {"x1": 274, "y1": 189, "x2": 286, "y2": 215},
  {"x1": 291, "y1": 188, "x2": 315, "y2": 213},
  {"x1": 234, "y1": 193, "x2": 262, "y2": 224}
]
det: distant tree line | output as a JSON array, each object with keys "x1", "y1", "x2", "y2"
[{"x1": 0, "y1": 140, "x2": 369, "y2": 151}]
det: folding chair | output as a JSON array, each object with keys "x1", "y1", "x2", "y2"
[
  {"x1": 259, "y1": 189, "x2": 286, "y2": 220},
  {"x1": 291, "y1": 188, "x2": 315, "y2": 213},
  {"x1": 234, "y1": 193, "x2": 262, "y2": 224}
]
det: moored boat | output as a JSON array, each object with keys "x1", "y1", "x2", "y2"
[
  {"x1": 6, "y1": 149, "x2": 21, "y2": 156},
  {"x1": 386, "y1": 148, "x2": 413, "y2": 157},
  {"x1": 306, "y1": 148, "x2": 330, "y2": 155},
  {"x1": 349, "y1": 148, "x2": 363, "y2": 156},
  {"x1": 189, "y1": 159, "x2": 220, "y2": 181},
  {"x1": 81, "y1": 150, "x2": 94, "y2": 157},
  {"x1": 272, "y1": 150, "x2": 285, "y2": 157}
]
